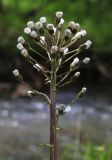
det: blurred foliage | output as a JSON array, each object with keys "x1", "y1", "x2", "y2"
[
  {"x1": 61, "y1": 143, "x2": 112, "y2": 160},
  {"x1": 0, "y1": 0, "x2": 112, "y2": 54}
]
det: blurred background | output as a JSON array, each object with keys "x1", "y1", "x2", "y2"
[{"x1": 0, "y1": 0, "x2": 112, "y2": 159}]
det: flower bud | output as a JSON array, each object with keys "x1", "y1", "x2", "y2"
[
  {"x1": 35, "y1": 22, "x2": 43, "y2": 30},
  {"x1": 18, "y1": 36, "x2": 25, "y2": 44},
  {"x1": 30, "y1": 31, "x2": 37, "y2": 38},
  {"x1": 72, "y1": 30, "x2": 87, "y2": 41},
  {"x1": 81, "y1": 30, "x2": 87, "y2": 36},
  {"x1": 85, "y1": 40, "x2": 92, "y2": 49},
  {"x1": 46, "y1": 24, "x2": 54, "y2": 30},
  {"x1": 17, "y1": 43, "x2": 24, "y2": 50},
  {"x1": 75, "y1": 72, "x2": 80, "y2": 77},
  {"x1": 28, "y1": 90, "x2": 37, "y2": 97},
  {"x1": 77, "y1": 87, "x2": 87, "y2": 98},
  {"x1": 81, "y1": 87, "x2": 87, "y2": 94},
  {"x1": 83, "y1": 57, "x2": 90, "y2": 64},
  {"x1": 56, "y1": 11, "x2": 63, "y2": 18},
  {"x1": 13, "y1": 69, "x2": 19, "y2": 77},
  {"x1": 27, "y1": 21, "x2": 34, "y2": 28},
  {"x1": 40, "y1": 17, "x2": 47, "y2": 24},
  {"x1": 69, "y1": 21, "x2": 80, "y2": 31},
  {"x1": 65, "y1": 29, "x2": 72, "y2": 38},
  {"x1": 70, "y1": 57, "x2": 79, "y2": 67},
  {"x1": 21, "y1": 49, "x2": 28, "y2": 57},
  {"x1": 24, "y1": 27, "x2": 31, "y2": 34}
]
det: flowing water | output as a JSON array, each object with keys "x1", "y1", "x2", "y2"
[{"x1": 0, "y1": 90, "x2": 112, "y2": 159}]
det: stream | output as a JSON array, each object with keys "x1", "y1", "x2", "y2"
[{"x1": 0, "y1": 89, "x2": 112, "y2": 159}]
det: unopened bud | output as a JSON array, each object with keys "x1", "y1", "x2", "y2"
[
  {"x1": 83, "y1": 57, "x2": 90, "y2": 64},
  {"x1": 24, "y1": 27, "x2": 31, "y2": 34},
  {"x1": 65, "y1": 29, "x2": 72, "y2": 38},
  {"x1": 77, "y1": 87, "x2": 87, "y2": 98},
  {"x1": 18, "y1": 36, "x2": 25, "y2": 44},
  {"x1": 17, "y1": 43, "x2": 24, "y2": 50},
  {"x1": 13, "y1": 69, "x2": 23, "y2": 82},
  {"x1": 40, "y1": 17, "x2": 47, "y2": 24},
  {"x1": 13, "y1": 69, "x2": 19, "y2": 77},
  {"x1": 28, "y1": 90, "x2": 37, "y2": 97},
  {"x1": 82, "y1": 87, "x2": 87, "y2": 93},
  {"x1": 46, "y1": 24, "x2": 54, "y2": 30},
  {"x1": 75, "y1": 72, "x2": 80, "y2": 77},
  {"x1": 27, "y1": 21, "x2": 34, "y2": 28},
  {"x1": 56, "y1": 11, "x2": 63, "y2": 18},
  {"x1": 85, "y1": 40, "x2": 92, "y2": 49},
  {"x1": 35, "y1": 22, "x2": 43, "y2": 30},
  {"x1": 69, "y1": 21, "x2": 80, "y2": 33},
  {"x1": 30, "y1": 31, "x2": 37, "y2": 38},
  {"x1": 21, "y1": 49, "x2": 28, "y2": 57},
  {"x1": 70, "y1": 57, "x2": 79, "y2": 68}
]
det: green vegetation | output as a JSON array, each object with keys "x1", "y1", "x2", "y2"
[
  {"x1": 0, "y1": 0, "x2": 112, "y2": 54},
  {"x1": 61, "y1": 143, "x2": 112, "y2": 160}
]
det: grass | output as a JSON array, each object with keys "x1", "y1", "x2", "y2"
[{"x1": 61, "y1": 143, "x2": 112, "y2": 160}]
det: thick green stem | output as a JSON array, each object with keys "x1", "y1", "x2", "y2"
[{"x1": 50, "y1": 59, "x2": 57, "y2": 160}]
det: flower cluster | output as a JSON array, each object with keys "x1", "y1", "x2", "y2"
[
  {"x1": 16, "y1": 11, "x2": 91, "y2": 63},
  {"x1": 13, "y1": 11, "x2": 92, "y2": 113}
]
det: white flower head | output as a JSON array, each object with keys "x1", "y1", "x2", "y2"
[
  {"x1": 27, "y1": 91, "x2": 32, "y2": 97},
  {"x1": 56, "y1": 11, "x2": 63, "y2": 18},
  {"x1": 18, "y1": 36, "x2": 25, "y2": 44},
  {"x1": 85, "y1": 40, "x2": 92, "y2": 49},
  {"x1": 40, "y1": 17, "x2": 47, "y2": 24},
  {"x1": 69, "y1": 21, "x2": 80, "y2": 30},
  {"x1": 65, "y1": 29, "x2": 72, "y2": 38},
  {"x1": 72, "y1": 30, "x2": 87, "y2": 40},
  {"x1": 83, "y1": 57, "x2": 90, "y2": 64},
  {"x1": 13, "y1": 69, "x2": 19, "y2": 77},
  {"x1": 24, "y1": 27, "x2": 31, "y2": 34},
  {"x1": 17, "y1": 43, "x2": 24, "y2": 50},
  {"x1": 51, "y1": 46, "x2": 58, "y2": 53},
  {"x1": 75, "y1": 72, "x2": 80, "y2": 77},
  {"x1": 71, "y1": 57, "x2": 79, "y2": 67},
  {"x1": 27, "y1": 21, "x2": 34, "y2": 28},
  {"x1": 81, "y1": 87, "x2": 87, "y2": 93},
  {"x1": 30, "y1": 31, "x2": 37, "y2": 38},
  {"x1": 21, "y1": 49, "x2": 28, "y2": 57},
  {"x1": 64, "y1": 106, "x2": 71, "y2": 113},
  {"x1": 81, "y1": 30, "x2": 87, "y2": 36},
  {"x1": 35, "y1": 22, "x2": 43, "y2": 30},
  {"x1": 46, "y1": 24, "x2": 54, "y2": 30}
]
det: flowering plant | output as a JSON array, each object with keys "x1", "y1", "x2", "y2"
[{"x1": 13, "y1": 11, "x2": 92, "y2": 160}]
